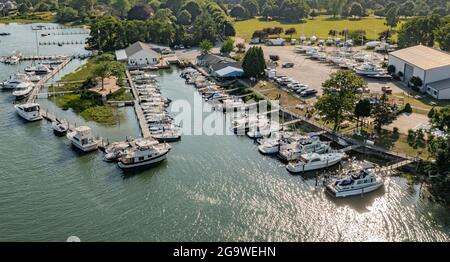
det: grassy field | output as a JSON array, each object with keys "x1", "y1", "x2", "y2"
[
  {"x1": 0, "y1": 12, "x2": 55, "y2": 24},
  {"x1": 234, "y1": 15, "x2": 401, "y2": 42}
]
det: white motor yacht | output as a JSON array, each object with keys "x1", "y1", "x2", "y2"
[
  {"x1": 286, "y1": 152, "x2": 345, "y2": 173},
  {"x1": 1, "y1": 73, "x2": 30, "y2": 89},
  {"x1": 14, "y1": 103, "x2": 42, "y2": 121},
  {"x1": 66, "y1": 126, "x2": 99, "y2": 152},
  {"x1": 354, "y1": 63, "x2": 387, "y2": 76},
  {"x1": 118, "y1": 139, "x2": 171, "y2": 169},
  {"x1": 279, "y1": 140, "x2": 331, "y2": 162},
  {"x1": 326, "y1": 168, "x2": 384, "y2": 197},
  {"x1": 12, "y1": 83, "x2": 33, "y2": 100}
]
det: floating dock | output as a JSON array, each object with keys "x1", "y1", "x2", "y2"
[{"x1": 126, "y1": 70, "x2": 153, "y2": 139}]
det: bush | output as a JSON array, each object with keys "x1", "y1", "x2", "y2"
[
  {"x1": 387, "y1": 65, "x2": 396, "y2": 75},
  {"x1": 404, "y1": 103, "x2": 412, "y2": 113},
  {"x1": 410, "y1": 76, "x2": 423, "y2": 90}
]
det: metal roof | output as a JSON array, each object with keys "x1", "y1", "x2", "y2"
[
  {"x1": 389, "y1": 45, "x2": 450, "y2": 70},
  {"x1": 427, "y1": 78, "x2": 450, "y2": 91},
  {"x1": 124, "y1": 41, "x2": 158, "y2": 57}
]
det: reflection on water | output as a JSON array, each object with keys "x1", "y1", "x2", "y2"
[{"x1": 0, "y1": 23, "x2": 449, "y2": 242}]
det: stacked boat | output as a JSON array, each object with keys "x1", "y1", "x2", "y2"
[{"x1": 130, "y1": 71, "x2": 181, "y2": 142}]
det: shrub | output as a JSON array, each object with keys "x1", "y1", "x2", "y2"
[
  {"x1": 403, "y1": 103, "x2": 412, "y2": 113},
  {"x1": 387, "y1": 65, "x2": 396, "y2": 75}
]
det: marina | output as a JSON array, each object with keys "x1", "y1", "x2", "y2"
[{"x1": 0, "y1": 22, "x2": 449, "y2": 242}]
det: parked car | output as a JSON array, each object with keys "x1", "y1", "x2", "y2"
[
  {"x1": 282, "y1": 62, "x2": 294, "y2": 68},
  {"x1": 300, "y1": 89, "x2": 318, "y2": 97}
]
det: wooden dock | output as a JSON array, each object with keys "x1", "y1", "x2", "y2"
[
  {"x1": 27, "y1": 57, "x2": 72, "y2": 103},
  {"x1": 126, "y1": 70, "x2": 153, "y2": 139}
]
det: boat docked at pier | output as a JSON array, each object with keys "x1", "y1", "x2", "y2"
[
  {"x1": 12, "y1": 83, "x2": 33, "y2": 100},
  {"x1": 14, "y1": 103, "x2": 42, "y2": 121},
  {"x1": 326, "y1": 168, "x2": 384, "y2": 197},
  {"x1": 278, "y1": 138, "x2": 331, "y2": 162},
  {"x1": 51, "y1": 120, "x2": 68, "y2": 136},
  {"x1": 1, "y1": 73, "x2": 31, "y2": 89},
  {"x1": 103, "y1": 141, "x2": 131, "y2": 162},
  {"x1": 66, "y1": 126, "x2": 99, "y2": 152},
  {"x1": 118, "y1": 139, "x2": 171, "y2": 169},
  {"x1": 286, "y1": 152, "x2": 345, "y2": 173}
]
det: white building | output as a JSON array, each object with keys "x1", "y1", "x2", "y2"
[
  {"x1": 388, "y1": 45, "x2": 450, "y2": 99},
  {"x1": 115, "y1": 41, "x2": 160, "y2": 66}
]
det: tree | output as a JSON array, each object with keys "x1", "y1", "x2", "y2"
[
  {"x1": 404, "y1": 103, "x2": 413, "y2": 114},
  {"x1": 315, "y1": 70, "x2": 366, "y2": 131},
  {"x1": 327, "y1": 0, "x2": 347, "y2": 19},
  {"x1": 428, "y1": 107, "x2": 436, "y2": 119},
  {"x1": 199, "y1": 39, "x2": 213, "y2": 54},
  {"x1": 372, "y1": 93, "x2": 397, "y2": 132},
  {"x1": 182, "y1": 1, "x2": 201, "y2": 19},
  {"x1": 397, "y1": 15, "x2": 443, "y2": 48},
  {"x1": 285, "y1": 27, "x2": 297, "y2": 39},
  {"x1": 354, "y1": 99, "x2": 371, "y2": 130},
  {"x1": 220, "y1": 37, "x2": 234, "y2": 54},
  {"x1": 127, "y1": 4, "x2": 154, "y2": 20},
  {"x1": 178, "y1": 9, "x2": 192, "y2": 25},
  {"x1": 414, "y1": 0, "x2": 430, "y2": 16},
  {"x1": 261, "y1": 0, "x2": 279, "y2": 18},
  {"x1": 435, "y1": 22, "x2": 450, "y2": 52},
  {"x1": 349, "y1": 2, "x2": 363, "y2": 17},
  {"x1": 241, "y1": 0, "x2": 259, "y2": 18},
  {"x1": 242, "y1": 46, "x2": 266, "y2": 77},
  {"x1": 431, "y1": 106, "x2": 450, "y2": 131},
  {"x1": 385, "y1": 6, "x2": 399, "y2": 29},
  {"x1": 280, "y1": 0, "x2": 310, "y2": 22},
  {"x1": 113, "y1": 0, "x2": 131, "y2": 17},
  {"x1": 164, "y1": 0, "x2": 184, "y2": 13},
  {"x1": 409, "y1": 76, "x2": 423, "y2": 91},
  {"x1": 399, "y1": 1, "x2": 415, "y2": 18},
  {"x1": 93, "y1": 61, "x2": 125, "y2": 90},
  {"x1": 18, "y1": 4, "x2": 29, "y2": 15},
  {"x1": 230, "y1": 4, "x2": 246, "y2": 19},
  {"x1": 193, "y1": 12, "x2": 217, "y2": 44}
]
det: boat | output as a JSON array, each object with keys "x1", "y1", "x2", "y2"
[
  {"x1": 118, "y1": 139, "x2": 171, "y2": 169},
  {"x1": 0, "y1": 32, "x2": 11, "y2": 36},
  {"x1": 1, "y1": 73, "x2": 31, "y2": 89},
  {"x1": 279, "y1": 139, "x2": 331, "y2": 162},
  {"x1": 12, "y1": 83, "x2": 33, "y2": 100},
  {"x1": 14, "y1": 103, "x2": 42, "y2": 121},
  {"x1": 354, "y1": 63, "x2": 387, "y2": 76},
  {"x1": 286, "y1": 152, "x2": 345, "y2": 173},
  {"x1": 326, "y1": 168, "x2": 384, "y2": 197},
  {"x1": 51, "y1": 120, "x2": 68, "y2": 136},
  {"x1": 34, "y1": 64, "x2": 52, "y2": 75},
  {"x1": 151, "y1": 130, "x2": 181, "y2": 142},
  {"x1": 103, "y1": 141, "x2": 131, "y2": 162},
  {"x1": 66, "y1": 126, "x2": 99, "y2": 152}
]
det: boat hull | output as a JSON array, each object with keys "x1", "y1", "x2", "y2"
[
  {"x1": 326, "y1": 182, "x2": 383, "y2": 198},
  {"x1": 258, "y1": 145, "x2": 279, "y2": 155},
  {"x1": 286, "y1": 157, "x2": 341, "y2": 173},
  {"x1": 118, "y1": 151, "x2": 168, "y2": 169},
  {"x1": 14, "y1": 106, "x2": 42, "y2": 122}
]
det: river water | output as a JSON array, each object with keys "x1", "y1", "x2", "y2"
[{"x1": 0, "y1": 23, "x2": 449, "y2": 242}]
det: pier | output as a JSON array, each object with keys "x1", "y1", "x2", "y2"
[
  {"x1": 126, "y1": 69, "x2": 153, "y2": 139},
  {"x1": 27, "y1": 58, "x2": 72, "y2": 103}
]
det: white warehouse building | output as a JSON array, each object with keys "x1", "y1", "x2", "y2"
[{"x1": 388, "y1": 45, "x2": 450, "y2": 99}]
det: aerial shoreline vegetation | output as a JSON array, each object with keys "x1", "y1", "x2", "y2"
[
  {"x1": 52, "y1": 54, "x2": 129, "y2": 125},
  {"x1": 0, "y1": 11, "x2": 55, "y2": 24}
]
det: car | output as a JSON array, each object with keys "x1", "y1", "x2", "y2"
[
  {"x1": 300, "y1": 89, "x2": 318, "y2": 97},
  {"x1": 282, "y1": 62, "x2": 294, "y2": 68}
]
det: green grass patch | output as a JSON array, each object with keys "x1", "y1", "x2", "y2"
[
  {"x1": 235, "y1": 15, "x2": 401, "y2": 42},
  {"x1": 0, "y1": 12, "x2": 55, "y2": 24},
  {"x1": 54, "y1": 91, "x2": 120, "y2": 125},
  {"x1": 106, "y1": 88, "x2": 133, "y2": 101}
]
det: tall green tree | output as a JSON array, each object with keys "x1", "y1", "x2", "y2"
[
  {"x1": 199, "y1": 39, "x2": 213, "y2": 54},
  {"x1": 315, "y1": 70, "x2": 365, "y2": 131},
  {"x1": 354, "y1": 99, "x2": 372, "y2": 130},
  {"x1": 385, "y1": 5, "x2": 399, "y2": 29},
  {"x1": 93, "y1": 61, "x2": 125, "y2": 90},
  {"x1": 397, "y1": 14, "x2": 443, "y2": 48},
  {"x1": 241, "y1": 0, "x2": 259, "y2": 17},
  {"x1": 113, "y1": 0, "x2": 131, "y2": 17},
  {"x1": 327, "y1": 0, "x2": 347, "y2": 19},
  {"x1": 280, "y1": 0, "x2": 310, "y2": 22},
  {"x1": 182, "y1": 0, "x2": 202, "y2": 19},
  {"x1": 220, "y1": 37, "x2": 235, "y2": 54},
  {"x1": 434, "y1": 21, "x2": 450, "y2": 52},
  {"x1": 242, "y1": 46, "x2": 265, "y2": 77},
  {"x1": 372, "y1": 93, "x2": 397, "y2": 132}
]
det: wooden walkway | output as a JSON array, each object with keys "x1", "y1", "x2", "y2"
[
  {"x1": 27, "y1": 58, "x2": 72, "y2": 103},
  {"x1": 281, "y1": 119, "x2": 303, "y2": 126},
  {"x1": 126, "y1": 70, "x2": 152, "y2": 139}
]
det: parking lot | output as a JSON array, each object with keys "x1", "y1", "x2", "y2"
[{"x1": 259, "y1": 45, "x2": 406, "y2": 98}]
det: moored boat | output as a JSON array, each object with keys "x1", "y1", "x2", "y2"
[
  {"x1": 66, "y1": 126, "x2": 99, "y2": 152},
  {"x1": 286, "y1": 152, "x2": 345, "y2": 173},
  {"x1": 326, "y1": 168, "x2": 384, "y2": 197},
  {"x1": 14, "y1": 103, "x2": 42, "y2": 121},
  {"x1": 118, "y1": 139, "x2": 171, "y2": 169}
]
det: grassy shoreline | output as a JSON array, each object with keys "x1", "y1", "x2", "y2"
[{"x1": 0, "y1": 12, "x2": 55, "y2": 24}]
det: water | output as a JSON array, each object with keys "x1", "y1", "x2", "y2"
[{"x1": 0, "y1": 23, "x2": 449, "y2": 242}]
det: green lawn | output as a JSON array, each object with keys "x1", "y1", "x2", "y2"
[
  {"x1": 234, "y1": 15, "x2": 401, "y2": 42},
  {"x1": 0, "y1": 12, "x2": 55, "y2": 24}
]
